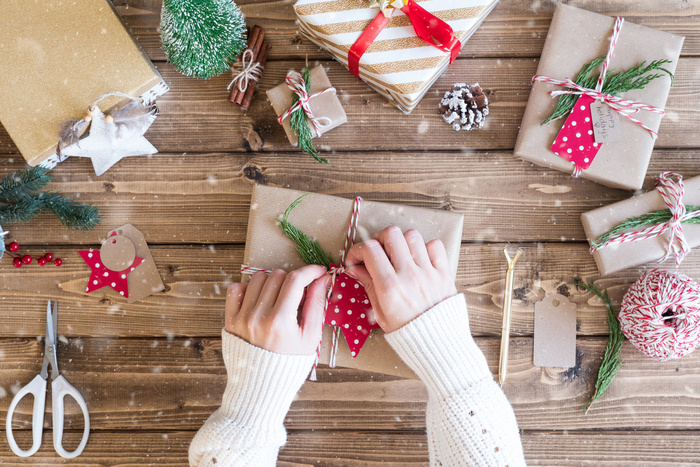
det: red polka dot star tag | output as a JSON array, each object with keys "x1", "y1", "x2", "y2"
[
  {"x1": 550, "y1": 95, "x2": 602, "y2": 170},
  {"x1": 325, "y1": 264, "x2": 379, "y2": 357}
]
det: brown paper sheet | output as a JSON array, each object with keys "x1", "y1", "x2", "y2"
[
  {"x1": 0, "y1": 0, "x2": 166, "y2": 166},
  {"x1": 266, "y1": 65, "x2": 347, "y2": 146},
  {"x1": 514, "y1": 4, "x2": 683, "y2": 191},
  {"x1": 581, "y1": 175, "x2": 700, "y2": 275},
  {"x1": 243, "y1": 185, "x2": 464, "y2": 377}
]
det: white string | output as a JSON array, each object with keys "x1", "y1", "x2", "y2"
[{"x1": 228, "y1": 49, "x2": 263, "y2": 93}]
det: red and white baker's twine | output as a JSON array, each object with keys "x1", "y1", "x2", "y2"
[
  {"x1": 590, "y1": 172, "x2": 700, "y2": 265},
  {"x1": 532, "y1": 17, "x2": 667, "y2": 178},
  {"x1": 277, "y1": 71, "x2": 335, "y2": 136},
  {"x1": 241, "y1": 196, "x2": 364, "y2": 380},
  {"x1": 227, "y1": 49, "x2": 263, "y2": 93},
  {"x1": 620, "y1": 269, "x2": 700, "y2": 361}
]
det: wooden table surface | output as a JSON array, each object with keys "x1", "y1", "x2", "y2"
[{"x1": 2, "y1": 0, "x2": 700, "y2": 465}]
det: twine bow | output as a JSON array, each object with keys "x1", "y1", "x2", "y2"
[
  {"x1": 241, "y1": 196, "x2": 364, "y2": 380},
  {"x1": 590, "y1": 172, "x2": 700, "y2": 265},
  {"x1": 277, "y1": 71, "x2": 335, "y2": 137},
  {"x1": 227, "y1": 49, "x2": 263, "y2": 93},
  {"x1": 533, "y1": 17, "x2": 667, "y2": 178}
]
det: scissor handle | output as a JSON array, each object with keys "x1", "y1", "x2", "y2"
[
  {"x1": 51, "y1": 375, "x2": 90, "y2": 459},
  {"x1": 6, "y1": 374, "x2": 47, "y2": 457}
]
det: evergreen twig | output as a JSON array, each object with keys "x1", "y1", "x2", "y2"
[
  {"x1": 543, "y1": 57, "x2": 674, "y2": 124},
  {"x1": 276, "y1": 194, "x2": 335, "y2": 267},
  {"x1": 590, "y1": 206, "x2": 700, "y2": 250},
  {"x1": 290, "y1": 67, "x2": 329, "y2": 164},
  {"x1": 0, "y1": 167, "x2": 101, "y2": 230},
  {"x1": 573, "y1": 282, "x2": 624, "y2": 414}
]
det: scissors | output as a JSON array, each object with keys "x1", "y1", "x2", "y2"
[{"x1": 6, "y1": 300, "x2": 90, "y2": 458}]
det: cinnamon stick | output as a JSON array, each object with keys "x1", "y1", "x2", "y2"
[
  {"x1": 239, "y1": 41, "x2": 271, "y2": 110},
  {"x1": 228, "y1": 26, "x2": 264, "y2": 103}
]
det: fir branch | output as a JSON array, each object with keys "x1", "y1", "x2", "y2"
[
  {"x1": 290, "y1": 67, "x2": 329, "y2": 164},
  {"x1": 38, "y1": 192, "x2": 101, "y2": 231},
  {"x1": 543, "y1": 57, "x2": 674, "y2": 124},
  {"x1": 573, "y1": 282, "x2": 624, "y2": 414},
  {"x1": 590, "y1": 206, "x2": 700, "y2": 250},
  {"x1": 276, "y1": 194, "x2": 335, "y2": 267},
  {"x1": 0, "y1": 166, "x2": 53, "y2": 202}
]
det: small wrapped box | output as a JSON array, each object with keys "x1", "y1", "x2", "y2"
[
  {"x1": 514, "y1": 4, "x2": 683, "y2": 191},
  {"x1": 243, "y1": 185, "x2": 464, "y2": 377},
  {"x1": 294, "y1": 0, "x2": 499, "y2": 114},
  {"x1": 581, "y1": 174, "x2": 700, "y2": 276},
  {"x1": 267, "y1": 65, "x2": 347, "y2": 146},
  {"x1": 0, "y1": 0, "x2": 168, "y2": 167}
]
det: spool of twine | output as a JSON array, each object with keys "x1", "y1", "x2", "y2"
[{"x1": 620, "y1": 269, "x2": 700, "y2": 361}]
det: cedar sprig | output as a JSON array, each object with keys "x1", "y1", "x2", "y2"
[
  {"x1": 276, "y1": 194, "x2": 335, "y2": 267},
  {"x1": 543, "y1": 57, "x2": 674, "y2": 124},
  {"x1": 0, "y1": 167, "x2": 100, "y2": 230},
  {"x1": 573, "y1": 282, "x2": 624, "y2": 414},
  {"x1": 590, "y1": 206, "x2": 700, "y2": 250},
  {"x1": 290, "y1": 67, "x2": 329, "y2": 164}
]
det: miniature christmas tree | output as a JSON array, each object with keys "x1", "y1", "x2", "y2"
[
  {"x1": 0, "y1": 166, "x2": 100, "y2": 230},
  {"x1": 161, "y1": 0, "x2": 247, "y2": 80}
]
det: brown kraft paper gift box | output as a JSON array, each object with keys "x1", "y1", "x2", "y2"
[
  {"x1": 581, "y1": 175, "x2": 700, "y2": 276},
  {"x1": 266, "y1": 65, "x2": 347, "y2": 146},
  {"x1": 514, "y1": 3, "x2": 683, "y2": 191},
  {"x1": 243, "y1": 185, "x2": 464, "y2": 378}
]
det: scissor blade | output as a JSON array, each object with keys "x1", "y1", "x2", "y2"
[
  {"x1": 44, "y1": 301, "x2": 60, "y2": 380},
  {"x1": 46, "y1": 300, "x2": 56, "y2": 347}
]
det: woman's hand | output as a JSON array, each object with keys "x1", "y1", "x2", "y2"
[
  {"x1": 346, "y1": 226, "x2": 457, "y2": 333},
  {"x1": 225, "y1": 265, "x2": 330, "y2": 355}
]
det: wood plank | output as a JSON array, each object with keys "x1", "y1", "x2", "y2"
[
  {"x1": 2, "y1": 337, "x2": 699, "y2": 431},
  {"x1": 3, "y1": 149, "x2": 700, "y2": 245},
  {"x1": 3, "y1": 243, "x2": 700, "y2": 338},
  {"x1": 2, "y1": 57, "x2": 699, "y2": 153},
  {"x1": 117, "y1": 0, "x2": 700, "y2": 62},
  {"x1": 0, "y1": 429, "x2": 697, "y2": 466}
]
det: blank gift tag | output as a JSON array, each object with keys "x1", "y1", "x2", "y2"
[
  {"x1": 590, "y1": 100, "x2": 622, "y2": 143},
  {"x1": 534, "y1": 293, "x2": 577, "y2": 368},
  {"x1": 550, "y1": 95, "x2": 602, "y2": 170}
]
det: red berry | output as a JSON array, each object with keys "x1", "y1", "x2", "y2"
[
  {"x1": 12, "y1": 258, "x2": 22, "y2": 268},
  {"x1": 8, "y1": 242, "x2": 19, "y2": 252},
  {"x1": 21, "y1": 255, "x2": 32, "y2": 265},
  {"x1": 54, "y1": 258, "x2": 63, "y2": 267},
  {"x1": 38, "y1": 258, "x2": 47, "y2": 266},
  {"x1": 44, "y1": 253, "x2": 54, "y2": 261}
]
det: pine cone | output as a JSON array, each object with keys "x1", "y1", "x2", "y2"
[{"x1": 439, "y1": 83, "x2": 489, "y2": 131}]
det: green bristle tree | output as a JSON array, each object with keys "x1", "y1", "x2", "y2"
[{"x1": 160, "y1": 0, "x2": 247, "y2": 80}]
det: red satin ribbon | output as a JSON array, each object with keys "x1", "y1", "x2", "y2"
[{"x1": 348, "y1": 0, "x2": 461, "y2": 78}]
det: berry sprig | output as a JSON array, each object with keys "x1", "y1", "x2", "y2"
[{"x1": 6, "y1": 241, "x2": 62, "y2": 268}]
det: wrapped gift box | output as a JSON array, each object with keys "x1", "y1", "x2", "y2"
[
  {"x1": 243, "y1": 185, "x2": 464, "y2": 377},
  {"x1": 267, "y1": 65, "x2": 347, "y2": 146},
  {"x1": 294, "y1": 0, "x2": 499, "y2": 114},
  {"x1": 514, "y1": 4, "x2": 683, "y2": 191},
  {"x1": 581, "y1": 175, "x2": 700, "y2": 276},
  {"x1": 0, "y1": 0, "x2": 168, "y2": 167}
]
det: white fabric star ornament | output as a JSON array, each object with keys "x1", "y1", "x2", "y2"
[{"x1": 61, "y1": 103, "x2": 157, "y2": 176}]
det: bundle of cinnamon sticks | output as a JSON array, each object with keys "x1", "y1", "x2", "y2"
[{"x1": 229, "y1": 25, "x2": 271, "y2": 110}]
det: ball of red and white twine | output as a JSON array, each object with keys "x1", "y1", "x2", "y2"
[{"x1": 620, "y1": 269, "x2": 700, "y2": 361}]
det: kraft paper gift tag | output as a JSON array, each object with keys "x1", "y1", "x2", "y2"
[
  {"x1": 514, "y1": 3, "x2": 683, "y2": 191},
  {"x1": 243, "y1": 185, "x2": 464, "y2": 377},
  {"x1": 534, "y1": 294, "x2": 577, "y2": 368}
]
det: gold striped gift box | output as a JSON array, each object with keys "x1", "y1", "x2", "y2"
[{"x1": 294, "y1": 0, "x2": 499, "y2": 113}]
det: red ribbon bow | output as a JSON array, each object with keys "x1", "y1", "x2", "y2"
[{"x1": 348, "y1": 0, "x2": 461, "y2": 79}]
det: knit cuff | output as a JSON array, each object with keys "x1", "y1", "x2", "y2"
[
  {"x1": 219, "y1": 329, "x2": 316, "y2": 428},
  {"x1": 384, "y1": 294, "x2": 493, "y2": 398}
]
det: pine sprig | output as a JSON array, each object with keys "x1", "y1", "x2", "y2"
[
  {"x1": 276, "y1": 194, "x2": 335, "y2": 267},
  {"x1": 543, "y1": 57, "x2": 674, "y2": 124},
  {"x1": 0, "y1": 167, "x2": 101, "y2": 230},
  {"x1": 590, "y1": 206, "x2": 700, "y2": 250},
  {"x1": 290, "y1": 67, "x2": 329, "y2": 164},
  {"x1": 573, "y1": 282, "x2": 624, "y2": 414}
]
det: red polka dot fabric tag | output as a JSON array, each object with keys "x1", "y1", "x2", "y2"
[
  {"x1": 325, "y1": 264, "x2": 379, "y2": 357},
  {"x1": 550, "y1": 95, "x2": 602, "y2": 170}
]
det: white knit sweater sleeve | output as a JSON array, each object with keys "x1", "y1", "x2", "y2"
[
  {"x1": 385, "y1": 294, "x2": 526, "y2": 467},
  {"x1": 188, "y1": 329, "x2": 315, "y2": 467}
]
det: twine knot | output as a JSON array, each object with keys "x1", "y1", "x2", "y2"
[
  {"x1": 278, "y1": 71, "x2": 335, "y2": 136},
  {"x1": 228, "y1": 49, "x2": 263, "y2": 93}
]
